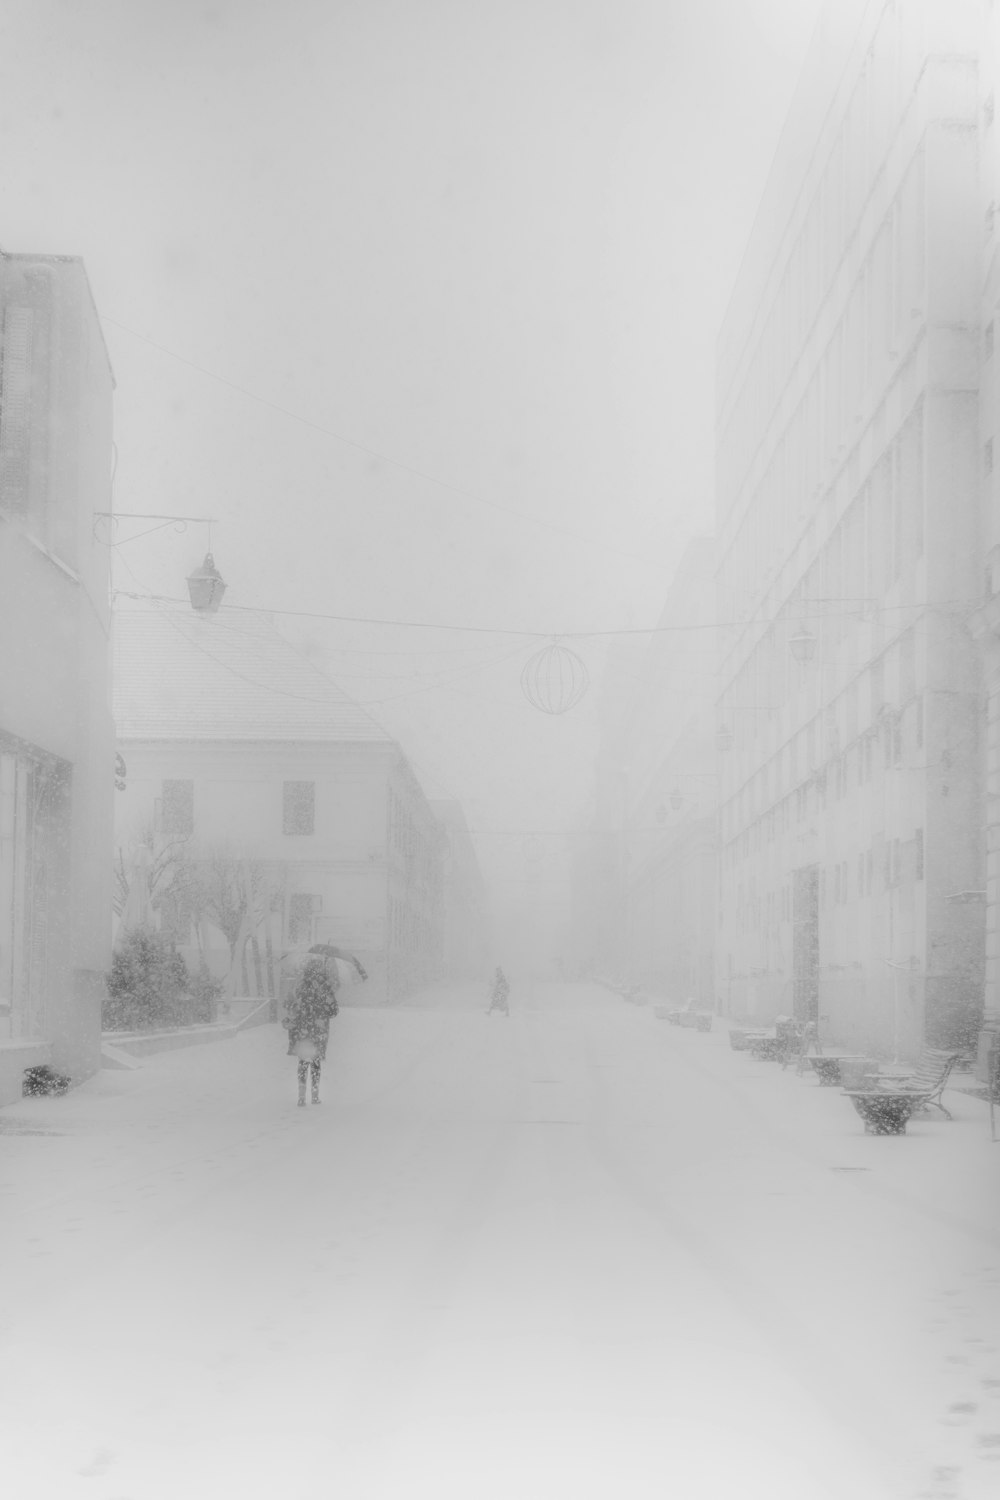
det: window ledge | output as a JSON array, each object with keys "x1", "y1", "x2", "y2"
[
  {"x1": 23, "y1": 529, "x2": 80, "y2": 582},
  {"x1": 0, "y1": 1036, "x2": 50, "y2": 1053},
  {"x1": 0, "y1": 513, "x2": 80, "y2": 582}
]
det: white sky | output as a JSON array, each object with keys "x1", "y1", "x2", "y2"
[{"x1": 1, "y1": 0, "x2": 825, "y2": 956}]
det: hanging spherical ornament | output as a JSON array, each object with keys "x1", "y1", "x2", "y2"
[{"x1": 520, "y1": 641, "x2": 590, "y2": 714}]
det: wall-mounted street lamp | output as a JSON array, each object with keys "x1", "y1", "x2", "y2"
[
  {"x1": 186, "y1": 553, "x2": 227, "y2": 613},
  {"x1": 94, "y1": 510, "x2": 218, "y2": 544},
  {"x1": 715, "y1": 706, "x2": 775, "y2": 752},
  {"x1": 663, "y1": 773, "x2": 720, "y2": 813},
  {"x1": 788, "y1": 628, "x2": 819, "y2": 663}
]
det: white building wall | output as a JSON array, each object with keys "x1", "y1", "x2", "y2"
[
  {"x1": 968, "y1": 0, "x2": 1000, "y2": 1081},
  {"x1": 716, "y1": 1, "x2": 984, "y2": 1056},
  {"x1": 0, "y1": 253, "x2": 114, "y2": 1103},
  {"x1": 115, "y1": 739, "x2": 443, "y2": 1004}
]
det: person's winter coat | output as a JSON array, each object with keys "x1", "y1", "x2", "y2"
[{"x1": 283, "y1": 958, "x2": 339, "y2": 1061}]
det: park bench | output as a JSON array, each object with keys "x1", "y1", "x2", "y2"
[
  {"x1": 842, "y1": 1047, "x2": 962, "y2": 1134},
  {"x1": 869, "y1": 1047, "x2": 962, "y2": 1118},
  {"x1": 807, "y1": 1053, "x2": 872, "y2": 1087},
  {"x1": 747, "y1": 1015, "x2": 803, "y2": 1063},
  {"x1": 656, "y1": 999, "x2": 713, "y2": 1031}
]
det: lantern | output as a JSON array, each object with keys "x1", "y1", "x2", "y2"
[
  {"x1": 668, "y1": 786, "x2": 684, "y2": 812},
  {"x1": 520, "y1": 642, "x2": 590, "y2": 715},
  {"x1": 789, "y1": 628, "x2": 818, "y2": 663},
  {"x1": 716, "y1": 723, "x2": 734, "y2": 753},
  {"x1": 186, "y1": 553, "x2": 227, "y2": 613}
]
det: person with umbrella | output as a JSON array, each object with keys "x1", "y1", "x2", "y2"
[
  {"x1": 487, "y1": 966, "x2": 510, "y2": 1016},
  {"x1": 280, "y1": 943, "x2": 368, "y2": 1106},
  {"x1": 283, "y1": 955, "x2": 340, "y2": 1106},
  {"x1": 307, "y1": 943, "x2": 368, "y2": 985}
]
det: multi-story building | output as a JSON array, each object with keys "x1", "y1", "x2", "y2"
[
  {"x1": 0, "y1": 251, "x2": 115, "y2": 1103},
  {"x1": 968, "y1": 2, "x2": 1000, "y2": 1074},
  {"x1": 716, "y1": 0, "x2": 984, "y2": 1057},
  {"x1": 113, "y1": 595, "x2": 445, "y2": 1004}
]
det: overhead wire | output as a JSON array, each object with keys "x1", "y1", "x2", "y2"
[
  {"x1": 112, "y1": 586, "x2": 977, "y2": 642},
  {"x1": 117, "y1": 585, "x2": 536, "y2": 715},
  {"x1": 109, "y1": 553, "x2": 577, "y2": 842}
]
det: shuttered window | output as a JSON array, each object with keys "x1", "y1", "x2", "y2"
[
  {"x1": 0, "y1": 306, "x2": 34, "y2": 516},
  {"x1": 283, "y1": 781, "x2": 315, "y2": 836}
]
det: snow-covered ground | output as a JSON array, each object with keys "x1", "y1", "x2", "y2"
[{"x1": 1, "y1": 980, "x2": 998, "y2": 1500}]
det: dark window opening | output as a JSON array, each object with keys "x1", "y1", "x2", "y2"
[
  {"x1": 288, "y1": 892, "x2": 320, "y2": 944},
  {"x1": 283, "y1": 781, "x2": 315, "y2": 836}
]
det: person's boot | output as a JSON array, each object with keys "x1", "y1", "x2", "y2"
[
  {"x1": 297, "y1": 1063, "x2": 307, "y2": 1107},
  {"x1": 311, "y1": 1063, "x2": 321, "y2": 1105}
]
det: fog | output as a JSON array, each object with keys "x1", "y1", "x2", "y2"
[
  {"x1": 2, "y1": 2, "x2": 999, "y2": 1497},
  {"x1": 1, "y1": 0, "x2": 821, "y2": 956}
]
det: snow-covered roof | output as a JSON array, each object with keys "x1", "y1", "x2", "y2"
[{"x1": 113, "y1": 603, "x2": 393, "y2": 744}]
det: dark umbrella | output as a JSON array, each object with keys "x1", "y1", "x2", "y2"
[{"x1": 308, "y1": 944, "x2": 368, "y2": 982}]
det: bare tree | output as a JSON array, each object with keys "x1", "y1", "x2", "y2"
[
  {"x1": 161, "y1": 843, "x2": 275, "y2": 960},
  {"x1": 114, "y1": 824, "x2": 190, "y2": 922}
]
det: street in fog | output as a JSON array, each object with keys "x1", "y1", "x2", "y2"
[
  {"x1": 7, "y1": 6, "x2": 1000, "y2": 1497},
  {"x1": 2, "y1": 983, "x2": 997, "y2": 1500}
]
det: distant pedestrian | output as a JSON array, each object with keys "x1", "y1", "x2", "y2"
[
  {"x1": 283, "y1": 956, "x2": 339, "y2": 1105},
  {"x1": 487, "y1": 966, "x2": 510, "y2": 1016}
]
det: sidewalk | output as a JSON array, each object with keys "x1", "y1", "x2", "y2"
[
  {"x1": 1, "y1": 991, "x2": 998, "y2": 1500},
  {"x1": 642, "y1": 1011, "x2": 999, "y2": 1246}
]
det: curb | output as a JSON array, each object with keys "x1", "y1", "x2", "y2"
[{"x1": 100, "y1": 1022, "x2": 241, "y2": 1059}]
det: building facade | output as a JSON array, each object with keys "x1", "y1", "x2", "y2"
[
  {"x1": 0, "y1": 252, "x2": 115, "y2": 1103},
  {"x1": 967, "y1": 0, "x2": 1000, "y2": 1074},
  {"x1": 716, "y1": 0, "x2": 985, "y2": 1056},
  {"x1": 113, "y1": 602, "x2": 445, "y2": 1004}
]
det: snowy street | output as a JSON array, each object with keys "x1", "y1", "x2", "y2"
[{"x1": 2, "y1": 981, "x2": 999, "y2": 1500}]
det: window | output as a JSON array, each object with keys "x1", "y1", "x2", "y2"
[
  {"x1": 288, "y1": 892, "x2": 320, "y2": 944},
  {"x1": 870, "y1": 658, "x2": 884, "y2": 719},
  {"x1": 161, "y1": 780, "x2": 194, "y2": 837},
  {"x1": 899, "y1": 629, "x2": 916, "y2": 701},
  {"x1": 0, "y1": 305, "x2": 34, "y2": 521},
  {"x1": 0, "y1": 747, "x2": 67, "y2": 1040},
  {"x1": 283, "y1": 781, "x2": 315, "y2": 836}
]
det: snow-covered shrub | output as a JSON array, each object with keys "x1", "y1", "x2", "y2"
[{"x1": 104, "y1": 927, "x2": 193, "y2": 1032}]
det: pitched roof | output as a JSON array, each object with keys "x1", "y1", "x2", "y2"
[{"x1": 113, "y1": 604, "x2": 393, "y2": 744}]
